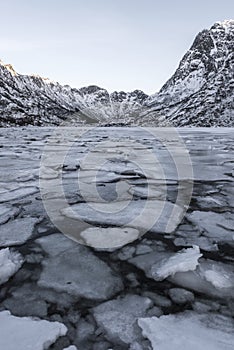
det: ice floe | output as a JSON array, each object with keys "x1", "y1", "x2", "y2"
[
  {"x1": 0, "y1": 310, "x2": 67, "y2": 350},
  {"x1": 37, "y1": 234, "x2": 123, "y2": 300},
  {"x1": 187, "y1": 211, "x2": 234, "y2": 243},
  {"x1": 92, "y1": 294, "x2": 152, "y2": 345},
  {"x1": 169, "y1": 259, "x2": 234, "y2": 299},
  {"x1": 61, "y1": 199, "x2": 184, "y2": 235},
  {"x1": 80, "y1": 226, "x2": 139, "y2": 249},
  {"x1": 138, "y1": 312, "x2": 234, "y2": 350},
  {"x1": 151, "y1": 246, "x2": 202, "y2": 281},
  {"x1": 0, "y1": 186, "x2": 39, "y2": 203},
  {"x1": 0, "y1": 217, "x2": 38, "y2": 247},
  {"x1": 0, "y1": 204, "x2": 19, "y2": 224},
  {"x1": 0, "y1": 248, "x2": 23, "y2": 285},
  {"x1": 129, "y1": 246, "x2": 202, "y2": 281}
]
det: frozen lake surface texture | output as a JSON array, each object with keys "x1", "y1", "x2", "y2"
[{"x1": 0, "y1": 126, "x2": 233, "y2": 350}]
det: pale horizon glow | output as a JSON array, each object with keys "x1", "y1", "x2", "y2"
[{"x1": 0, "y1": 0, "x2": 234, "y2": 94}]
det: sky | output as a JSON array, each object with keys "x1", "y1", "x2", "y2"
[{"x1": 0, "y1": 0, "x2": 234, "y2": 94}]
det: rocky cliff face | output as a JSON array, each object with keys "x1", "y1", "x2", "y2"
[
  {"x1": 0, "y1": 20, "x2": 233, "y2": 127},
  {"x1": 143, "y1": 20, "x2": 234, "y2": 126}
]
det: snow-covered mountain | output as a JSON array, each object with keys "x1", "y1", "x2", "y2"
[
  {"x1": 75, "y1": 87, "x2": 148, "y2": 124},
  {"x1": 0, "y1": 62, "x2": 79, "y2": 126},
  {"x1": 0, "y1": 62, "x2": 147, "y2": 126},
  {"x1": 0, "y1": 20, "x2": 233, "y2": 127},
  {"x1": 142, "y1": 20, "x2": 234, "y2": 126}
]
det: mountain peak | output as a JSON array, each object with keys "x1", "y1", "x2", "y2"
[
  {"x1": 0, "y1": 60, "x2": 18, "y2": 76},
  {"x1": 214, "y1": 19, "x2": 234, "y2": 29},
  {"x1": 144, "y1": 20, "x2": 234, "y2": 126}
]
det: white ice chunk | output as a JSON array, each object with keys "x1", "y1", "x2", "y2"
[
  {"x1": 0, "y1": 186, "x2": 39, "y2": 203},
  {"x1": 0, "y1": 218, "x2": 38, "y2": 247},
  {"x1": 92, "y1": 294, "x2": 152, "y2": 345},
  {"x1": 0, "y1": 204, "x2": 19, "y2": 224},
  {"x1": 187, "y1": 211, "x2": 234, "y2": 242},
  {"x1": 204, "y1": 270, "x2": 232, "y2": 289},
  {"x1": 61, "y1": 199, "x2": 183, "y2": 234},
  {"x1": 37, "y1": 234, "x2": 123, "y2": 300},
  {"x1": 0, "y1": 310, "x2": 67, "y2": 350},
  {"x1": 138, "y1": 312, "x2": 234, "y2": 350},
  {"x1": 0, "y1": 248, "x2": 23, "y2": 285},
  {"x1": 169, "y1": 259, "x2": 234, "y2": 299},
  {"x1": 151, "y1": 246, "x2": 202, "y2": 281},
  {"x1": 80, "y1": 227, "x2": 139, "y2": 249},
  {"x1": 200, "y1": 260, "x2": 234, "y2": 289}
]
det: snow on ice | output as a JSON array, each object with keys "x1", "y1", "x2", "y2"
[
  {"x1": 138, "y1": 312, "x2": 234, "y2": 350},
  {"x1": 0, "y1": 248, "x2": 23, "y2": 285},
  {"x1": 0, "y1": 310, "x2": 67, "y2": 350}
]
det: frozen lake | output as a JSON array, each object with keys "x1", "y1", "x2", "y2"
[{"x1": 0, "y1": 127, "x2": 234, "y2": 350}]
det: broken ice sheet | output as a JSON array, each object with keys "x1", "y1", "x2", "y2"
[
  {"x1": 169, "y1": 258, "x2": 234, "y2": 299},
  {"x1": 92, "y1": 294, "x2": 153, "y2": 345},
  {"x1": 37, "y1": 233, "x2": 123, "y2": 300},
  {"x1": 138, "y1": 312, "x2": 234, "y2": 350},
  {"x1": 80, "y1": 226, "x2": 139, "y2": 249},
  {"x1": 0, "y1": 217, "x2": 38, "y2": 247},
  {"x1": 0, "y1": 248, "x2": 23, "y2": 285},
  {"x1": 0, "y1": 204, "x2": 20, "y2": 224},
  {"x1": 0, "y1": 126, "x2": 234, "y2": 349},
  {"x1": 151, "y1": 245, "x2": 202, "y2": 281},
  {"x1": 0, "y1": 186, "x2": 39, "y2": 203},
  {"x1": 187, "y1": 211, "x2": 234, "y2": 243},
  {"x1": 0, "y1": 310, "x2": 67, "y2": 350},
  {"x1": 129, "y1": 246, "x2": 202, "y2": 281},
  {"x1": 61, "y1": 198, "x2": 184, "y2": 236}
]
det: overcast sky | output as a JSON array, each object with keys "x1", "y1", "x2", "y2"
[{"x1": 0, "y1": 0, "x2": 233, "y2": 94}]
